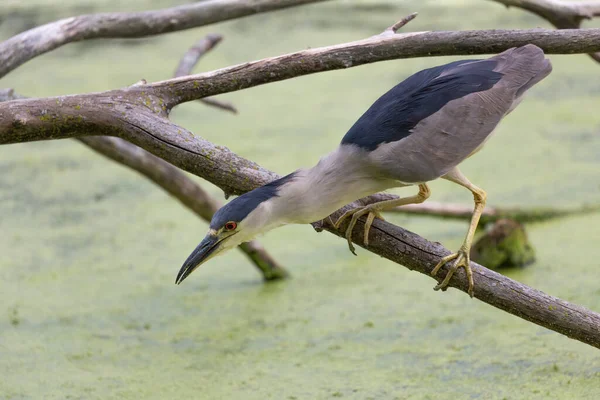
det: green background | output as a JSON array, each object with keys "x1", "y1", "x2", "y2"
[{"x1": 1, "y1": 1, "x2": 599, "y2": 398}]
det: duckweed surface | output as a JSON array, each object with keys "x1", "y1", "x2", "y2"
[{"x1": 1, "y1": 1, "x2": 599, "y2": 399}]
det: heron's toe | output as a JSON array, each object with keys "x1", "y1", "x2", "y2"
[
  {"x1": 345, "y1": 226, "x2": 357, "y2": 255},
  {"x1": 432, "y1": 250, "x2": 474, "y2": 297},
  {"x1": 363, "y1": 209, "x2": 384, "y2": 246}
]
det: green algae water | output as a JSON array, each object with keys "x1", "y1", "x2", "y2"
[{"x1": 1, "y1": 1, "x2": 600, "y2": 399}]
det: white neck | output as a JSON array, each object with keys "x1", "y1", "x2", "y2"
[{"x1": 269, "y1": 146, "x2": 398, "y2": 225}]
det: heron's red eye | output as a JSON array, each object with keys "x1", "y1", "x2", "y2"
[{"x1": 224, "y1": 221, "x2": 237, "y2": 231}]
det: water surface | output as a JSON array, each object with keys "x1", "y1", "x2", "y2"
[{"x1": 1, "y1": 1, "x2": 600, "y2": 399}]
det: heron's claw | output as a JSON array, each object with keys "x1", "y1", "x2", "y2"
[
  {"x1": 334, "y1": 206, "x2": 384, "y2": 255},
  {"x1": 431, "y1": 249, "x2": 474, "y2": 297},
  {"x1": 332, "y1": 209, "x2": 354, "y2": 230}
]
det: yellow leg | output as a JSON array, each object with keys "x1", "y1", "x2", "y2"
[
  {"x1": 333, "y1": 184, "x2": 431, "y2": 255},
  {"x1": 431, "y1": 167, "x2": 486, "y2": 298}
]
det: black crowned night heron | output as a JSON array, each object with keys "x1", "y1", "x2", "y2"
[{"x1": 176, "y1": 45, "x2": 551, "y2": 297}]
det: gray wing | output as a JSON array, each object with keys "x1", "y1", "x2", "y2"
[
  {"x1": 367, "y1": 44, "x2": 552, "y2": 184},
  {"x1": 341, "y1": 59, "x2": 500, "y2": 151}
]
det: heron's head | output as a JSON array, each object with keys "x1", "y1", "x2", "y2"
[{"x1": 175, "y1": 173, "x2": 298, "y2": 284}]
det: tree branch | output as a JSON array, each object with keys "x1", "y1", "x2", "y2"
[
  {"x1": 388, "y1": 200, "x2": 600, "y2": 225},
  {"x1": 173, "y1": 33, "x2": 237, "y2": 114},
  {"x1": 174, "y1": 33, "x2": 223, "y2": 78},
  {"x1": 152, "y1": 28, "x2": 600, "y2": 108},
  {"x1": 0, "y1": 0, "x2": 331, "y2": 79},
  {"x1": 1, "y1": 17, "x2": 600, "y2": 348},
  {"x1": 489, "y1": 0, "x2": 600, "y2": 62},
  {"x1": 328, "y1": 192, "x2": 600, "y2": 225},
  {"x1": 381, "y1": 12, "x2": 419, "y2": 35}
]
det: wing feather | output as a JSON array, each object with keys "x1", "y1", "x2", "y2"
[{"x1": 341, "y1": 60, "x2": 502, "y2": 151}]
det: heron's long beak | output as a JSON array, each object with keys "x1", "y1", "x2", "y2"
[{"x1": 176, "y1": 234, "x2": 224, "y2": 284}]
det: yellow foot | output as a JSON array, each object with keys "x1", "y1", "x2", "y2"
[
  {"x1": 333, "y1": 206, "x2": 385, "y2": 255},
  {"x1": 431, "y1": 250, "x2": 474, "y2": 298}
]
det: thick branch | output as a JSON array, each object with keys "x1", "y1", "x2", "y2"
[
  {"x1": 153, "y1": 28, "x2": 600, "y2": 107},
  {"x1": 490, "y1": 0, "x2": 600, "y2": 62},
  {"x1": 0, "y1": 0, "x2": 329, "y2": 78},
  {"x1": 79, "y1": 136, "x2": 288, "y2": 281}
]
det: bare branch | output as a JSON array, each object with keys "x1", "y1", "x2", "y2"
[
  {"x1": 173, "y1": 34, "x2": 238, "y2": 114},
  {"x1": 3, "y1": 24, "x2": 600, "y2": 108},
  {"x1": 198, "y1": 97, "x2": 238, "y2": 114},
  {"x1": 238, "y1": 241, "x2": 288, "y2": 280},
  {"x1": 382, "y1": 12, "x2": 419, "y2": 35},
  {"x1": 0, "y1": 87, "x2": 287, "y2": 280},
  {"x1": 0, "y1": 0, "x2": 331, "y2": 78},
  {"x1": 79, "y1": 136, "x2": 288, "y2": 281},
  {"x1": 489, "y1": 0, "x2": 600, "y2": 62},
  {"x1": 491, "y1": 0, "x2": 600, "y2": 26},
  {"x1": 387, "y1": 200, "x2": 600, "y2": 225},
  {"x1": 152, "y1": 28, "x2": 600, "y2": 108},
  {"x1": 174, "y1": 34, "x2": 224, "y2": 78}
]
